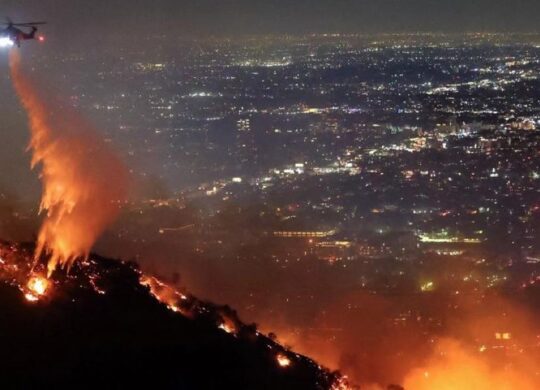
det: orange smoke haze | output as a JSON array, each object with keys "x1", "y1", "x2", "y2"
[
  {"x1": 9, "y1": 50, "x2": 128, "y2": 276},
  {"x1": 247, "y1": 289, "x2": 540, "y2": 389},
  {"x1": 403, "y1": 339, "x2": 537, "y2": 390}
]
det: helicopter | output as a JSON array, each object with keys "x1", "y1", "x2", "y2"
[{"x1": 0, "y1": 18, "x2": 46, "y2": 47}]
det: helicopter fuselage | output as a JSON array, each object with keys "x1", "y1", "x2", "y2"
[{"x1": 1, "y1": 25, "x2": 37, "y2": 46}]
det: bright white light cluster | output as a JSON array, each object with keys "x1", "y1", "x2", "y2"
[{"x1": 0, "y1": 37, "x2": 14, "y2": 48}]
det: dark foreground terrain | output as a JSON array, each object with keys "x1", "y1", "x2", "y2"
[{"x1": 0, "y1": 241, "x2": 343, "y2": 389}]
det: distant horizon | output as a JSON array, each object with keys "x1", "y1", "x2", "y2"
[{"x1": 3, "y1": 0, "x2": 540, "y2": 39}]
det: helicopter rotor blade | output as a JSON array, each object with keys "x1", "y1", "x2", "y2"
[
  {"x1": 0, "y1": 21, "x2": 46, "y2": 26},
  {"x1": 15, "y1": 22, "x2": 47, "y2": 26}
]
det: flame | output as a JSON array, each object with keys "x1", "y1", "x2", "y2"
[
  {"x1": 25, "y1": 274, "x2": 49, "y2": 302},
  {"x1": 330, "y1": 376, "x2": 354, "y2": 390},
  {"x1": 218, "y1": 320, "x2": 236, "y2": 334},
  {"x1": 141, "y1": 274, "x2": 244, "y2": 336},
  {"x1": 9, "y1": 49, "x2": 128, "y2": 276},
  {"x1": 276, "y1": 353, "x2": 291, "y2": 367},
  {"x1": 24, "y1": 293, "x2": 39, "y2": 302},
  {"x1": 140, "y1": 275, "x2": 189, "y2": 315}
]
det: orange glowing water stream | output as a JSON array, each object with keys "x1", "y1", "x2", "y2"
[{"x1": 9, "y1": 49, "x2": 128, "y2": 276}]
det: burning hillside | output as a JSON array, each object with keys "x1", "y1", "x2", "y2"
[{"x1": 0, "y1": 240, "x2": 350, "y2": 389}]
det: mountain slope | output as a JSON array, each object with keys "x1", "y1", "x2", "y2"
[{"x1": 0, "y1": 241, "x2": 346, "y2": 389}]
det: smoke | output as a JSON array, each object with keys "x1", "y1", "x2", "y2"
[
  {"x1": 9, "y1": 49, "x2": 128, "y2": 276},
  {"x1": 273, "y1": 289, "x2": 540, "y2": 389},
  {"x1": 96, "y1": 205, "x2": 540, "y2": 390},
  {"x1": 403, "y1": 338, "x2": 537, "y2": 390}
]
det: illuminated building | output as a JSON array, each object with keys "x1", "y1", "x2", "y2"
[
  {"x1": 236, "y1": 118, "x2": 251, "y2": 132},
  {"x1": 417, "y1": 230, "x2": 482, "y2": 244},
  {"x1": 273, "y1": 230, "x2": 336, "y2": 238}
]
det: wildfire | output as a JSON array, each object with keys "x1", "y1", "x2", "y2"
[
  {"x1": 140, "y1": 275, "x2": 189, "y2": 315},
  {"x1": 25, "y1": 275, "x2": 49, "y2": 302},
  {"x1": 9, "y1": 49, "x2": 128, "y2": 276},
  {"x1": 217, "y1": 309, "x2": 240, "y2": 335},
  {"x1": 218, "y1": 321, "x2": 236, "y2": 334},
  {"x1": 276, "y1": 353, "x2": 292, "y2": 368},
  {"x1": 330, "y1": 376, "x2": 354, "y2": 390},
  {"x1": 403, "y1": 339, "x2": 537, "y2": 390}
]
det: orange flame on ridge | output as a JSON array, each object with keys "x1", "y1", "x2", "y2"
[
  {"x1": 9, "y1": 49, "x2": 128, "y2": 276},
  {"x1": 276, "y1": 353, "x2": 292, "y2": 368},
  {"x1": 25, "y1": 274, "x2": 49, "y2": 301}
]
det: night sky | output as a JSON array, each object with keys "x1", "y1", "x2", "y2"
[
  {"x1": 0, "y1": 1, "x2": 539, "y2": 388},
  {"x1": 0, "y1": 0, "x2": 539, "y2": 37}
]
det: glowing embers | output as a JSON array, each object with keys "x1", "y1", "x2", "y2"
[
  {"x1": 218, "y1": 319, "x2": 236, "y2": 334},
  {"x1": 140, "y1": 275, "x2": 189, "y2": 315},
  {"x1": 140, "y1": 274, "x2": 244, "y2": 338},
  {"x1": 89, "y1": 273, "x2": 107, "y2": 295},
  {"x1": 276, "y1": 353, "x2": 292, "y2": 368},
  {"x1": 24, "y1": 274, "x2": 49, "y2": 302},
  {"x1": 217, "y1": 309, "x2": 240, "y2": 335},
  {"x1": 330, "y1": 376, "x2": 353, "y2": 390}
]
